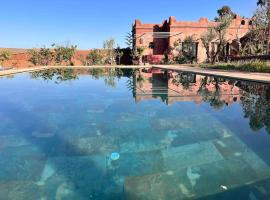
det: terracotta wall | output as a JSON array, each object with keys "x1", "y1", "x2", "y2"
[{"x1": 133, "y1": 16, "x2": 251, "y2": 63}]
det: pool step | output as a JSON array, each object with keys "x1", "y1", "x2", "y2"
[
  {"x1": 123, "y1": 137, "x2": 270, "y2": 200},
  {"x1": 199, "y1": 177, "x2": 270, "y2": 200},
  {"x1": 107, "y1": 141, "x2": 223, "y2": 177}
]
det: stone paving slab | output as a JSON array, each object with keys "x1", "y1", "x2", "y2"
[
  {"x1": 124, "y1": 153, "x2": 270, "y2": 200},
  {"x1": 162, "y1": 141, "x2": 224, "y2": 172},
  {"x1": 0, "y1": 154, "x2": 46, "y2": 181},
  {"x1": 42, "y1": 155, "x2": 128, "y2": 200},
  {"x1": 0, "y1": 181, "x2": 43, "y2": 200},
  {"x1": 124, "y1": 135, "x2": 270, "y2": 200},
  {"x1": 107, "y1": 150, "x2": 163, "y2": 177},
  {"x1": 213, "y1": 136, "x2": 247, "y2": 159},
  {"x1": 199, "y1": 178, "x2": 270, "y2": 200}
]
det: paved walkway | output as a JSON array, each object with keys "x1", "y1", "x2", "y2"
[{"x1": 155, "y1": 65, "x2": 270, "y2": 83}]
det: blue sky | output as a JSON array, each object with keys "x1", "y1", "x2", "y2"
[{"x1": 0, "y1": 0, "x2": 257, "y2": 49}]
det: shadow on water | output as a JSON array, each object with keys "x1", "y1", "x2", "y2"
[
  {"x1": 0, "y1": 68, "x2": 136, "y2": 199},
  {"x1": 0, "y1": 100, "x2": 125, "y2": 199},
  {"x1": 1, "y1": 68, "x2": 138, "y2": 199}
]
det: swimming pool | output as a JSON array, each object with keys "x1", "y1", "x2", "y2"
[{"x1": 0, "y1": 68, "x2": 270, "y2": 200}]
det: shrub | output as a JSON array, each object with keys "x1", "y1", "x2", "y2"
[
  {"x1": 53, "y1": 45, "x2": 77, "y2": 66},
  {"x1": 27, "y1": 47, "x2": 54, "y2": 66},
  {"x1": 0, "y1": 50, "x2": 11, "y2": 65},
  {"x1": 163, "y1": 52, "x2": 170, "y2": 64},
  {"x1": 86, "y1": 49, "x2": 103, "y2": 65},
  {"x1": 132, "y1": 47, "x2": 145, "y2": 65},
  {"x1": 163, "y1": 52, "x2": 174, "y2": 64}
]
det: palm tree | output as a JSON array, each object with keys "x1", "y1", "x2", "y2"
[{"x1": 257, "y1": 0, "x2": 267, "y2": 6}]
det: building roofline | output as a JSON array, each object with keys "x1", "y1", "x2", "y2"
[{"x1": 133, "y1": 15, "x2": 251, "y2": 28}]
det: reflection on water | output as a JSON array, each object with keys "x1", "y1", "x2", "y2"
[
  {"x1": 30, "y1": 68, "x2": 79, "y2": 83},
  {"x1": 132, "y1": 68, "x2": 270, "y2": 134},
  {"x1": 0, "y1": 68, "x2": 270, "y2": 200},
  {"x1": 31, "y1": 68, "x2": 135, "y2": 88}
]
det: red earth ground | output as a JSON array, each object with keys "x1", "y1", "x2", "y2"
[{"x1": 0, "y1": 48, "x2": 92, "y2": 68}]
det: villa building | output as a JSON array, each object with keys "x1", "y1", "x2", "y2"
[{"x1": 133, "y1": 16, "x2": 251, "y2": 63}]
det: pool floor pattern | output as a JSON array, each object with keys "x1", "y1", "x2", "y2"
[{"x1": 0, "y1": 114, "x2": 270, "y2": 200}]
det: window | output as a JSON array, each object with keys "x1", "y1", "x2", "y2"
[
  {"x1": 182, "y1": 42, "x2": 198, "y2": 57},
  {"x1": 149, "y1": 42, "x2": 154, "y2": 49}
]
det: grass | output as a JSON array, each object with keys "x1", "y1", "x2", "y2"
[{"x1": 198, "y1": 61, "x2": 270, "y2": 73}]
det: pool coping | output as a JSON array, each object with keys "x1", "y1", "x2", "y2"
[
  {"x1": 0, "y1": 65, "x2": 150, "y2": 77},
  {"x1": 1, "y1": 65, "x2": 270, "y2": 84}
]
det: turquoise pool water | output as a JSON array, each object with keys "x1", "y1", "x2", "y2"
[{"x1": 0, "y1": 68, "x2": 270, "y2": 200}]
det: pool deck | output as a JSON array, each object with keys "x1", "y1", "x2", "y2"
[
  {"x1": 1, "y1": 65, "x2": 270, "y2": 83},
  {"x1": 155, "y1": 65, "x2": 270, "y2": 83}
]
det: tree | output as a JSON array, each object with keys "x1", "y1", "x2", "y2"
[
  {"x1": 257, "y1": 0, "x2": 269, "y2": 6},
  {"x1": 173, "y1": 36, "x2": 198, "y2": 64},
  {"x1": 0, "y1": 50, "x2": 11, "y2": 66},
  {"x1": 212, "y1": 16, "x2": 232, "y2": 63},
  {"x1": 27, "y1": 47, "x2": 54, "y2": 66},
  {"x1": 115, "y1": 46, "x2": 124, "y2": 65},
  {"x1": 182, "y1": 35, "x2": 198, "y2": 63},
  {"x1": 201, "y1": 16, "x2": 232, "y2": 63},
  {"x1": 256, "y1": 0, "x2": 270, "y2": 53},
  {"x1": 86, "y1": 49, "x2": 103, "y2": 65},
  {"x1": 230, "y1": 28, "x2": 250, "y2": 56},
  {"x1": 126, "y1": 32, "x2": 139, "y2": 64},
  {"x1": 215, "y1": 6, "x2": 235, "y2": 21},
  {"x1": 103, "y1": 38, "x2": 116, "y2": 65},
  {"x1": 132, "y1": 47, "x2": 145, "y2": 65},
  {"x1": 201, "y1": 29, "x2": 216, "y2": 62},
  {"x1": 125, "y1": 32, "x2": 134, "y2": 50},
  {"x1": 54, "y1": 44, "x2": 77, "y2": 66}
]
